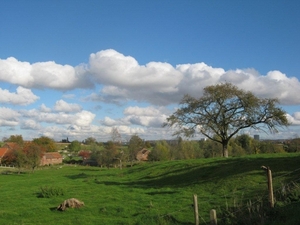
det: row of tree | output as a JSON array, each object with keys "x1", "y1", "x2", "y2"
[
  {"x1": 2, "y1": 132, "x2": 299, "y2": 170},
  {"x1": 72, "y1": 132, "x2": 300, "y2": 167}
]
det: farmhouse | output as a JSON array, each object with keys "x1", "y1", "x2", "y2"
[
  {"x1": 0, "y1": 142, "x2": 20, "y2": 163},
  {"x1": 40, "y1": 152, "x2": 63, "y2": 166},
  {"x1": 136, "y1": 148, "x2": 150, "y2": 161}
]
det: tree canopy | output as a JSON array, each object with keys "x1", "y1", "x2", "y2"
[
  {"x1": 128, "y1": 134, "x2": 144, "y2": 162},
  {"x1": 4, "y1": 135, "x2": 24, "y2": 146},
  {"x1": 32, "y1": 136, "x2": 57, "y2": 152},
  {"x1": 68, "y1": 140, "x2": 81, "y2": 153},
  {"x1": 164, "y1": 83, "x2": 289, "y2": 157}
]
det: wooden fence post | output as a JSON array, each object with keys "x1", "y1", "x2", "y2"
[
  {"x1": 193, "y1": 194, "x2": 199, "y2": 225},
  {"x1": 261, "y1": 166, "x2": 274, "y2": 208},
  {"x1": 210, "y1": 209, "x2": 217, "y2": 225}
]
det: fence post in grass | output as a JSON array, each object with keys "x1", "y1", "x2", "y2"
[
  {"x1": 210, "y1": 209, "x2": 217, "y2": 225},
  {"x1": 261, "y1": 166, "x2": 274, "y2": 208},
  {"x1": 193, "y1": 194, "x2": 199, "y2": 225}
]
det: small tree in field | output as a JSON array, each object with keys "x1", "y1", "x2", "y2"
[
  {"x1": 164, "y1": 83, "x2": 289, "y2": 157},
  {"x1": 128, "y1": 134, "x2": 144, "y2": 164},
  {"x1": 68, "y1": 140, "x2": 81, "y2": 158},
  {"x1": 23, "y1": 142, "x2": 43, "y2": 172}
]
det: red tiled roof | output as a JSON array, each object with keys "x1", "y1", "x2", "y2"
[
  {"x1": 4, "y1": 142, "x2": 20, "y2": 150},
  {"x1": 0, "y1": 147, "x2": 8, "y2": 158}
]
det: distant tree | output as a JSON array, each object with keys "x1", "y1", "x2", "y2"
[
  {"x1": 84, "y1": 137, "x2": 97, "y2": 145},
  {"x1": 90, "y1": 142, "x2": 118, "y2": 168},
  {"x1": 128, "y1": 134, "x2": 144, "y2": 163},
  {"x1": 102, "y1": 141, "x2": 118, "y2": 168},
  {"x1": 23, "y1": 142, "x2": 43, "y2": 172},
  {"x1": 13, "y1": 149, "x2": 27, "y2": 174},
  {"x1": 199, "y1": 139, "x2": 223, "y2": 158},
  {"x1": 234, "y1": 134, "x2": 253, "y2": 154},
  {"x1": 284, "y1": 137, "x2": 300, "y2": 152},
  {"x1": 149, "y1": 141, "x2": 170, "y2": 161},
  {"x1": 5, "y1": 135, "x2": 24, "y2": 146},
  {"x1": 111, "y1": 127, "x2": 122, "y2": 145},
  {"x1": 259, "y1": 141, "x2": 285, "y2": 154},
  {"x1": 144, "y1": 141, "x2": 152, "y2": 148},
  {"x1": 230, "y1": 141, "x2": 245, "y2": 157},
  {"x1": 176, "y1": 140, "x2": 204, "y2": 160},
  {"x1": 32, "y1": 136, "x2": 57, "y2": 152},
  {"x1": 68, "y1": 140, "x2": 82, "y2": 157},
  {"x1": 164, "y1": 83, "x2": 289, "y2": 157}
]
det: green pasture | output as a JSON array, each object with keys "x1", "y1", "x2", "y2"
[{"x1": 1, "y1": 153, "x2": 300, "y2": 225}]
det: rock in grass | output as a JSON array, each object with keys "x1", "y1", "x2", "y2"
[{"x1": 57, "y1": 198, "x2": 84, "y2": 211}]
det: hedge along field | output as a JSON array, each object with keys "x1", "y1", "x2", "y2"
[{"x1": 1, "y1": 153, "x2": 300, "y2": 225}]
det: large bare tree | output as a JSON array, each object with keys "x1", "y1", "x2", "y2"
[{"x1": 164, "y1": 83, "x2": 289, "y2": 157}]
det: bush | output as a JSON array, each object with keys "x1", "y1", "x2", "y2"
[{"x1": 38, "y1": 186, "x2": 65, "y2": 198}]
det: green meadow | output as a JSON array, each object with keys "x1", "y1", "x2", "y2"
[{"x1": 1, "y1": 153, "x2": 300, "y2": 225}]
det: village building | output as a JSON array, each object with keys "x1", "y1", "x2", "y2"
[
  {"x1": 40, "y1": 152, "x2": 63, "y2": 166},
  {"x1": 0, "y1": 142, "x2": 20, "y2": 163}
]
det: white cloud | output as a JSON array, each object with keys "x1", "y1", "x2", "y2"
[
  {"x1": 54, "y1": 100, "x2": 82, "y2": 112},
  {"x1": 39, "y1": 104, "x2": 52, "y2": 112},
  {"x1": 0, "y1": 86, "x2": 39, "y2": 105},
  {"x1": 88, "y1": 49, "x2": 183, "y2": 105},
  {"x1": 21, "y1": 108, "x2": 95, "y2": 127},
  {"x1": 0, "y1": 57, "x2": 93, "y2": 90},
  {"x1": 101, "y1": 106, "x2": 168, "y2": 128},
  {"x1": 2, "y1": 50, "x2": 300, "y2": 106},
  {"x1": 124, "y1": 106, "x2": 168, "y2": 116},
  {"x1": 74, "y1": 110, "x2": 96, "y2": 127},
  {"x1": 0, "y1": 107, "x2": 20, "y2": 126},
  {"x1": 85, "y1": 50, "x2": 300, "y2": 106},
  {"x1": 287, "y1": 113, "x2": 300, "y2": 125},
  {"x1": 21, "y1": 119, "x2": 41, "y2": 130}
]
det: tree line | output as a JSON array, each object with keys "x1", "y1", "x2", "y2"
[{"x1": 1, "y1": 132, "x2": 299, "y2": 170}]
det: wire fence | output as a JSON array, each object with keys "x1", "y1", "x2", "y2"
[{"x1": 155, "y1": 165, "x2": 300, "y2": 224}]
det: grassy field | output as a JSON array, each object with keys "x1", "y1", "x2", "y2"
[{"x1": 1, "y1": 153, "x2": 300, "y2": 225}]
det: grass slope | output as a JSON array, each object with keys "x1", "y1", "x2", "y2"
[{"x1": 0, "y1": 153, "x2": 300, "y2": 225}]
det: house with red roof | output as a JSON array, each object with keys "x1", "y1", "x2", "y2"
[{"x1": 0, "y1": 142, "x2": 20, "y2": 163}]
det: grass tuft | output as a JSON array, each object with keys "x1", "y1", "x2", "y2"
[{"x1": 38, "y1": 186, "x2": 65, "y2": 198}]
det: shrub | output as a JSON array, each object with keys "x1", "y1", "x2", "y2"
[{"x1": 38, "y1": 186, "x2": 65, "y2": 198}]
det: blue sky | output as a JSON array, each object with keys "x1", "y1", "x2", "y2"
[{"x1": 0, "y1": 0, "x2": 300, "y2": 142}]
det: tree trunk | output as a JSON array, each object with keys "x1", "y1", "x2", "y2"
[{"x1": 222, "y1": 142, "x2": 229, "y2": 158}]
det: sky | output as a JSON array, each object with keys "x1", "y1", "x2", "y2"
[{"x1": 0, "y1": 0, "x2": 300, "y2": 142}]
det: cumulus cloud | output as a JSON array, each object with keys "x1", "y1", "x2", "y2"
[
  {"x1": 287, "y1": 112, "x2": 300, "y2": 125},
  {"x1": 101, "y1": 106, "x2": 168, "y2": 128},
  {"x1": 21, "y1": 108, "x2": 95, "y2": 127},
  {"x1": 2, "y1": 49, "x2": 300, "y2": 106},
  {"x1": 39, "y1": 104, "x2": 52, "y2": 112},
  {"x1": 0, "y1": 86, "x2": 39, "y2": 105},
  {"x1": 84, "y1": 49, "x2": 300, "y2": 106},
  {"x1": 20, "y1": 119, "x2": 41, "y2": 130},
  {"x1": 0, "y1": 57, "x2": 93, "y2": 90},
  {"x1": 88, "y1": 49, "x2": 183, "y2": 105},
  {"x1": 0, "y1": 107, "x2": 20, "y2": 126},
  {"x1": 54, "y1": 100, "x2": 82, "y2": 112}
]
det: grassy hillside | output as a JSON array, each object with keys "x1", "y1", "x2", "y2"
[{"x1": 0, "y1": 153, "x2": 300, "y2": 224}]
